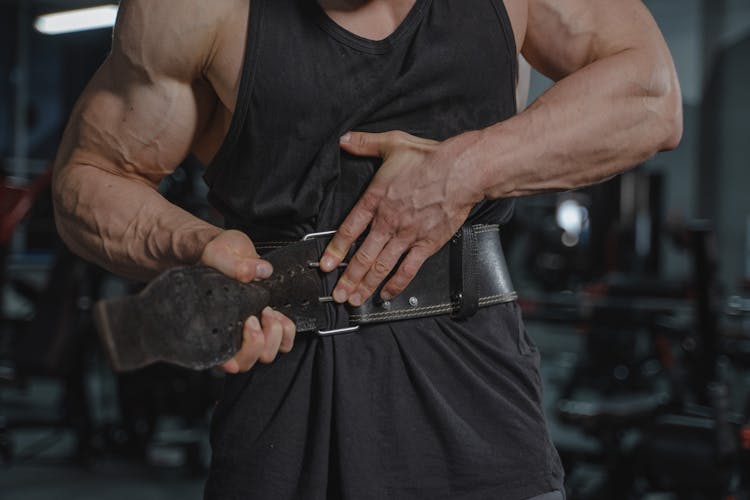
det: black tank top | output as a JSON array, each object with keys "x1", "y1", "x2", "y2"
[
  {"x1": 203, "y1": 4, "x2": 566, "y2": 498},
  {"x1": 205, "y1": 0, "x2": 518, "y2": 241}
]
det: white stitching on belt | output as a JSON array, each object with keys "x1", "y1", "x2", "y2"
[{"x1": 351, "y1": 291, "x2": 518, "y2": 322}]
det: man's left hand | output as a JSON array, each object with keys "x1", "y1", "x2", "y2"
[{"x1": 319, "y1": 130, "x2": 484, "y2": 306}]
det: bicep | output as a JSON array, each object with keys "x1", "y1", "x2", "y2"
[
  {"x1": 55, "y1": 55, "x2": 211, "y2": 188},
  {"x1": 522, "y1": 0, "x2": 664, "y2": 81},
  {"x1": 54, "y1": 0, "x2": 220, "y2": 188}
]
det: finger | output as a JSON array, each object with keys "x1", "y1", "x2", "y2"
[
  {"x1": 333, "y1": 229, "x2": 391, "y2": 305},
  {"x1": 320, "y1": 190, "x2": 380, "y2": 271},
  {"x1": 381, "y1": 246, "x2": 433, "y2": 301},
  {"x1": 219, "y1": 358, "x2": 240, "y2": 374},
  {"x1": 202, "y1": 237, "x2": 273, "y2": 283},
  {"x1": 259, "y1": 307, "x2": 283, "y2": 364},
  {"x1": 351, "y1": 238, "x2": 409, "y2": 305},
  {"x1": 231, "y1": 316, "x2": 265, "y2": 372},
  {"x1": 276, "y1": 311, "x2": 296, "y2": 353},
  {"x1": 339, "y1": 130, "x2": 437, "y2": 157},
  {"x1": 210, "y1": 254, "x2": 273, "y2": 283},
  {"x1": 339, "y1": 131, "x2": 394, "y2": 158}
]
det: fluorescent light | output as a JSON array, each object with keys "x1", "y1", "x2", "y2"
[{"x1": 34, "y1": 5, "x2": 119, "y2": 35}]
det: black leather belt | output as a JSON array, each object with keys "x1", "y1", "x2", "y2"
[
  {"x1": 93, "y1": 224, "x2": 516, "y2": 371},
  {"x1": 256, "y1": 223, "x2": 517, "y2": 334}
]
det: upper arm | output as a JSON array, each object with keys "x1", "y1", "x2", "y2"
[
  {"x1": 53, "y1": 0, "x2": 232, "y2": 188},
  {"x1": 522, "y1": 0, "x2": 671, "y2": 81}
]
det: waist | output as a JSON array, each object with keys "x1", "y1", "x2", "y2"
[{"x1": 258, "y1": 223, "x2": 517, "y2": 332}]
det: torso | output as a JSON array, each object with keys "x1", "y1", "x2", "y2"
[{"x1": 191, "y1": 0, "x2": 527, "y2": 166}]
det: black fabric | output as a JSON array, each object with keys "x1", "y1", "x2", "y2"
[
  {"x1": 205, "y1": 0, "x2": 518, "y2": 241},
  {"x1": 204, "y1": 0, "x2": 564, "y2": 498}
]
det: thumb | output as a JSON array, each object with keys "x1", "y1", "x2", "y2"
[
  {"x1": 339, "y1": 131, "x2": 399, "y2": 158},
  {"x1": 200, "y1": 230, "x2": 273, "y2": 283}
]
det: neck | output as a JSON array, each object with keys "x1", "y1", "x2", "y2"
[{"x1": 318, "y1": 0, "x2": 417, "y2": 41}]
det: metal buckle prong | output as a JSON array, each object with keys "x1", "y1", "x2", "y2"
[
  {"x1": 302, "y1": 230, "x2": 358, "y2": 336},
  {"x1": 302, "y1": 230, "x2": 338, "y2": 241},
  {"x1": 308, "y1": 261, "x2": 348, "y2": 269},
  {"x1": 317, "y1": 325, "x2": 360, "y2": 336}
]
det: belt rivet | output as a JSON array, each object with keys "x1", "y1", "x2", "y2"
[
  {"x1": 409, "y1": 296, "x2": 419, "y2": 307},
  {"x1": 381, "y1": 300, "x2": 391, "y2": 310}
]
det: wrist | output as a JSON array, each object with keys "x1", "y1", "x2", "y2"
[{"x1": 442, "y1": 128, "x2": 495, "y2": 202}]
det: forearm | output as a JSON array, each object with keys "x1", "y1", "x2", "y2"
[
  {"x1": 53, "y1": 163, "x2": 221, "y2": 282},
  {"x1": 453, "y1": 45, "x2": 682, "y2": 199}
]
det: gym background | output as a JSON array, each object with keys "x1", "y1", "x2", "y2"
[{"x1": 1, "y1": 1, "x2": 749, "y2": 499}]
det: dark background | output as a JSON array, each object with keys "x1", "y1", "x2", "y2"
[{"x1": 1, "y1": 1, "x2": 749, "y2": 499}]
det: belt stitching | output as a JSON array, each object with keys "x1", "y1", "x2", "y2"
[{"x1": 350, "y1": 291, "x2": 517, "y2": 322}]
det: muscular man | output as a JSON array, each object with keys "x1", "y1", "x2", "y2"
[{"x1": 52, "y1": 0, "x2": 681, "y2": 498}]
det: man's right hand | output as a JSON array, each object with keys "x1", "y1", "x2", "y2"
[{"x1": 200, "y1": 230, "x2": 297, "y2": 374}]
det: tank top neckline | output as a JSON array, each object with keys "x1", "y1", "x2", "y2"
[{"x1": 309, "y1": 0, "x2": 432, "y2": 54}]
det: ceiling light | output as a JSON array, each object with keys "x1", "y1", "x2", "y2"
[{"x1": 34, "y1": 5, "x2": 118, "y2": 35}]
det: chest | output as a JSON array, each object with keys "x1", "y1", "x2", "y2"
[{"x1": 199, "y1": 0, "x2": 525, "y2": 161}]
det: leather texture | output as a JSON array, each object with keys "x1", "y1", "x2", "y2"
[
  {"x1": 93, "y1": 224, "x2": 516, "y2": 372},
  {"x1": 349, "y1": 224, "x2": 516, "y2": 323}
]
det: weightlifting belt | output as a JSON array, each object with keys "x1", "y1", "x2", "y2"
[{"x1": 93, "y1": 224, "x2": 516, "y2": 372}]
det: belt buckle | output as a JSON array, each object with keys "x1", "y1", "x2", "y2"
[{"x1": 301, "y1": 230, "x2": 360, "y2": 337}]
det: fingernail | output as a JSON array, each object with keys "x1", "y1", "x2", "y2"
[
  {"x1": 320, "y1": 255, "x2": 336, "y2": 272},
  {"x1": 349, "y1": 293, "x2": 362, "y2": 307},
  {"x1": 248, "y1": 316, "x2": 261, "y2": 331},
  {"x1": 262, "y1": 306, "x2": 274, "y2": 317},
  {"x1": 381, "y1": 291, "x2": 392, "y2": 301},
  {"x1": 256, "y1": 262, "x2": 273, "y2": 279},
  {"x1": 340, "y1": 132, "x2": 351, "y2": 144},
  {"x1": 333, "y1": 288, "x2": 348, "y2": 303}
]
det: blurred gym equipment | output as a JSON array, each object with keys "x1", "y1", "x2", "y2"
[
  {"x1": 510, "y1": 170, "x2": 750, "y2": 499},
  {"x1": 0, "y1": 163, "x2": 222, "y2": 471}
]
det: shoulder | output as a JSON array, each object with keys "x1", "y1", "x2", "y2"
[
  {"x1": 501, "y1": 0, "x2": 528, "y2": 55},
  {"x1": 112, "y1": 0, "x2": 248, "y2": 81}
]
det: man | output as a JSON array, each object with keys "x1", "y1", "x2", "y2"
[{"x1": 52, "y1": 0, "x2": 681, "y2": 498}]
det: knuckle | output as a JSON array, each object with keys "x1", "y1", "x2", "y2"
[
  {"x1": 392, "y1": 130, "x2": 408, "y2": 142},
  {"x1": 400, "y1": 262, "x2": 418, "y2": 280},
  {"x1": 236, "y1": 261, "x2": 254, "y2": 281},
  {"x1": 354, "y1": 249, "x2": 374, "y2": 267},
  {"x1": 380, "y1": 211, "x2": 401, "y2": 231},
  {"x1": 338, "y1": 222, "x2": 357, "y2": 240},
  {"x1": 284, "y1": 316, "x2": 296, "y2": 331},
  {"x1": 359, "y1": 190, "x2": 382, "y2": 213},
  {"x1": 373, "y1": 259, "x2": 390, "y2": 277},
  {"x1": 282, "y1": 321, "x2": 296, "y2": 336},
  {"x1": 338, "y1": 275, "x2": 356, "y2": 290}
]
